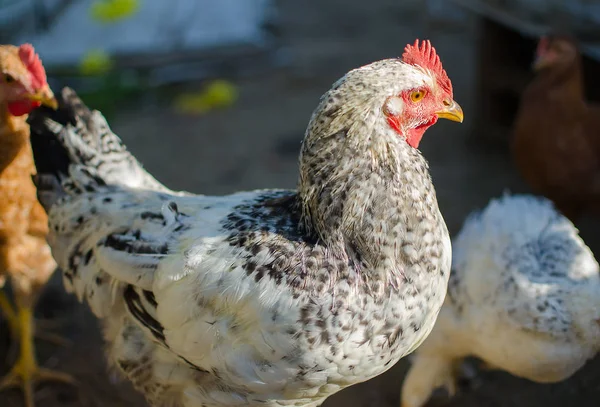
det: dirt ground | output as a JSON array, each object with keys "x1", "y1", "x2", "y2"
[{"x1": 2, "y1": 0, "x2": 600, "y2": 406}]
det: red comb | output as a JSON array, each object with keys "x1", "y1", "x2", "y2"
[
  {"x1": 402, "y1": 39, "x2": 452, "y2": 96},
  {"x1": 18, "y1": 43, "x2": 47, "y2": 90}
]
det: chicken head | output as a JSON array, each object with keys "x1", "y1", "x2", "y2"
[
  {"x1": 384, "y1": 40, "x2": 463, "y2": 148},
  {"x1": 533, "y1": 34, "x2": 579, "y2": 72},
  {"x1": 0, "y1": 44, "x2": 57, "y2": 117}
]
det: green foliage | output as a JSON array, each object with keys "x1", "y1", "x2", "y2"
[
  {"x1": 89, "y1": 0, "x2": 140, "y2": 24},
  {"x1": 79, "y1": 49, "x2": 114, "y2": 76},
  {"x1": 71, "y1": 73, "x2": 146, "y2": 120}
]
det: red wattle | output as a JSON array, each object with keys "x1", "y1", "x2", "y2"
[
  {"x1": 387, "y1": 116, "x2": 402, "y2": 134},
  {"x1": 7, "y1": 100, "x2": 41, "y2": 117},
  {"x1": 387, "y1": 115, "x2": 438, "y2": 149}
]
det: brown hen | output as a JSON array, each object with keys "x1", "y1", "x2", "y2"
[
  {"x1": 0, "y1": 44, "x2": 73, "y2": 407},
  {"x1": 512, "y1": 34, "x2": 600, "y2": 221}
]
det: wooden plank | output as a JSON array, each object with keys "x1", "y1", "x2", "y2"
[
  {"x1": 469, "y1": 17, "x2": 528, "y2": 150},
  {"x1": 450, "y1": 0, "x2": 600, "y2": 61}
]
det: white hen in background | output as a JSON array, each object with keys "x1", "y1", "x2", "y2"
[{"x1": 400, "y1": 194, "x2": 600, "y2": 407}]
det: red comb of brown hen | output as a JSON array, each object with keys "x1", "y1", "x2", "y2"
[
  {"x1": 18, "y1": 43, "x2": 47, "y2": 90},
  {"x1": 402, "y1": 39, "x2": 452, "y2": 95}
]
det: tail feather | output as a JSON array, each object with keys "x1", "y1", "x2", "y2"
[
  {"x1": 28, "y1": 87, "x2": 171, "y2": 212},
  {"x1": 28, "y1": 102, "x2": 73, "y2": 181}
]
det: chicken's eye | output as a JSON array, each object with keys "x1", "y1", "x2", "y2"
[
  {"x1": 3, "y1": 74, "x2": 15, "y2": 84},
  {"x1": 410, "y1": 90, "x2": 425, "y2": 102}
]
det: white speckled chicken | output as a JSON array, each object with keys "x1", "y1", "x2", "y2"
[
  {"x1": 28, "y1": 39, "x2": 463, "y2": 407},
  {"x1": 400, "y1": 194, "x2": 600, "y2": 407}
]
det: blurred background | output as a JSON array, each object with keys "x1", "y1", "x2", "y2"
[{"x1": 1, "y1": 0, "x2": 600, "y2": 406}]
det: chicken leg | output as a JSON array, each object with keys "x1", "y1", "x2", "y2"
[
  {"x1": 0, "y1": 288, "x2": 70, "y2": 362},
  {"x1": 0, "y1": 304, "x2": 75, "y2": 407},
  {"x1": 0, "y1": 289, "x2": 19, "y2": 335},
  {"x1": 401, "y1": 355, "x2": 458, "y2": 407}
]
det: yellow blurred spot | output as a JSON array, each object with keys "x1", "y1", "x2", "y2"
[
  {"x1": 79, "y1": 49, "x2": 113, "y2": 76},
  {"x1": 90, "y1": 0, "x2": 140, "y2": 24},
  {"x1": 173, "y1": 80, "x2": 238, "y2": 115}
]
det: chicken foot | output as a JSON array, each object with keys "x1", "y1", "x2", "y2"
[{"x1": 0, "y1": 305, "x2": 76, "y2": 407}]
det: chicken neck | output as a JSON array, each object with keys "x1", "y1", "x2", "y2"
[
  {"x1": 530, "y1": 56, "x2": 586, "y2": 111},
  {"x1": 0, "y1": 106, "x2": 34, "y2": 174},
  {"x1": 298, "y1": 125, "x2": 444, "y2": 292}
]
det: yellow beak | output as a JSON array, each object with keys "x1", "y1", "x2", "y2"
[
  {"x1": 436, "y1": 99, "x2": 463, "y2": 123},
  {"x1": 27, "y1": 86, "x2": 58, "y2": 110}
]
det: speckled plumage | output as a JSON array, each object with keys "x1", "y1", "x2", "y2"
[
  {"x1": 400, "y1": 194, "x2": 600, "y2": 407},
  {"x1": 28, "y1": 49, "x2": 455, "y2": 407}
]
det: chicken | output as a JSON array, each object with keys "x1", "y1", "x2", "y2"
[
  {"x1": 511, "y1": 33, "x2": 600, "y2": 221},
  {"x1": 400, "y1": 194, "x2": 600, "y2": 407},
  {"x1": 0, "y1": 43, "x2": 75, "y2": 407},
  {"x1": 28, "y1": 39, "x2": 463, "y2": 407}
]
